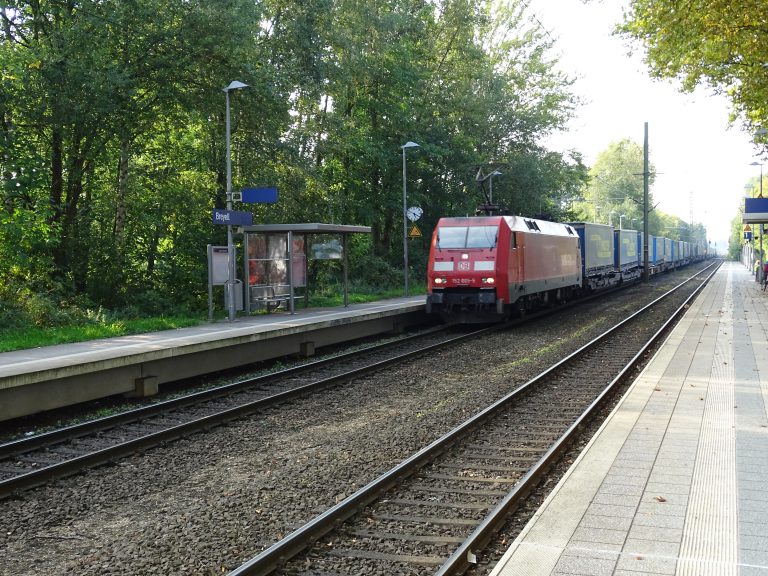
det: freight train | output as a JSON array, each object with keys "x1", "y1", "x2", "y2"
[{"x1": 425, "y1": 215, "x2": 707, "y2": 323}]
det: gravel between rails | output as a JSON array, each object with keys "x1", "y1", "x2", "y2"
[{"x1": 0, "y1": 268, "x2": 709, "y2": 576}]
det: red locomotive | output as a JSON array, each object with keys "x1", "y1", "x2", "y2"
[{"x1": 426, "y1": 215, "x2": 582, "y2": 323}]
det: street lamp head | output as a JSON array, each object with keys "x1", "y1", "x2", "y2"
[
  {"x1": 402, "y1": 141, "x2": 420, "y2": 150},
  {"x1": 224, "y1": 80, "x2": 249, "y2": 92},
  {"x1": 750, "y1": 161, "x2": 763, "y2": 167}
]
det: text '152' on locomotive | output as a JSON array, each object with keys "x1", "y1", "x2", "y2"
[{"x1": 425, "y1": 215, "x2": 706, "y2": 324}]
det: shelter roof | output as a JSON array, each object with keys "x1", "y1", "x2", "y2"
[
  {"x1": 239, "y1": 223, "x2": 371, "y2": 234},
  {"x1": 743, "y1": 198, "x2": 768, "y2": 224}
]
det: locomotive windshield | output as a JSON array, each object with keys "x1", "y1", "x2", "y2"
[{"x1": 437, "y1": 225, "x2": 498, "y2": 249}]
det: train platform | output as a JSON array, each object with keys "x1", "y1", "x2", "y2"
[
  {"x1": 491, "y1": 260, "x2": 768, "y2": 576},
  {"x1": 0, "y1": 296, "x2": 428, "y2": 422}
]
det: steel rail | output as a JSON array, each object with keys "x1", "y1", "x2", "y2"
[
  {"x1": 0, "y1": 325, "x2": 497, "y2": 499},
  {"x1": 434, "y1": 261, "x2": 721, "y2": 575},
  {"x1": 2, "y1": 260, "x2": 715, "y2": 460},
  {"x1": 0, "y1": 325, "x2": 449, "y2": 459},
  {"x1": 228, "y1": 261, "x2": 720, "y2": 576}
]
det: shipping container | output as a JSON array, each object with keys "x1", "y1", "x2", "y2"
[{"x1": 568, "y1": 222, "x2": 619, "y2": 290}]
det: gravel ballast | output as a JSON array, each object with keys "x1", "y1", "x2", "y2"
[{"x1": 0, "y1": 269, "x2": 709, "y2": 575}]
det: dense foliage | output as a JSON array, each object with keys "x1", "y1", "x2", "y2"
[
  {"x1": 618, "y1": 1, "x2": 766, "y2": 260},
  {"x1": 619, "y1": 0, "x2": 768, "y2": 140},
  {"x1": 1, "y1": 0, "x2": 589, "y2": 326}
]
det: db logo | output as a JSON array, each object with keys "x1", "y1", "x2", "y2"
[{"x1": 458, "y1": 261, "x2": 470, "y2": 271}]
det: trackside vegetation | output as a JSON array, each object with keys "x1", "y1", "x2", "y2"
[
  {"x1": 0, "y1": 1, "x2": 589, "y2": 333},
  {"x1": 0, "y1": 282, "x2": 422, "y2": 353},
  {"x1": 4, "y1": 1, "x2": 761, "y2": 337}
]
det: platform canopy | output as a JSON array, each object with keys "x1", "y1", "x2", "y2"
[
  {"x1": 238, "y1": 223, "x2": 371, "y2": 312},
  {"x1": 743, "y1": 198, "x2": 768, "y2": 223},
  {"x1": 239, "y1": 223, "x2": 371, "y2": 234}
]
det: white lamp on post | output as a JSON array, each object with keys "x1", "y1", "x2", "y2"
[{"x1": 224, "y1": 80, "x2": 249, "y2": 321}]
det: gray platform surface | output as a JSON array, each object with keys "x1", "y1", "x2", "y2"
[
  {"x1": 0, "y1": 297, "x2": 427, "y2": 421},
  {"x1": 0, "y1": 296, "x2": 425, "y2": 379},
  {"x1": 491, "y1": 261, "x2": 768, "y2": 576}
]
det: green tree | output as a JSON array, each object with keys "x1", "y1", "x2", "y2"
[
  {"x1": 1, "y1": 0, "x2": 588, "y2": 324},
  {"x1": 1, "y1": 0, "x2": 261, "y2": 305},
  {"x1": 574, "y1": 140, "x2": 713, "y2": 247},
  {"x1": 728, "y1": 214, "x2": 746, "y2": 261},
  {"x1": 574, "y1": 139, "x2": 656, "y2": 229},
  {"x1": 450, "y1": 3, "x2": 588, "y2": 221},
  {"x1": 619, "y1": 0, "x2": 768, "y2": 135}
]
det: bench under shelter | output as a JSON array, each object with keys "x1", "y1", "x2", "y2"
[{"x1": 239, "y1": 223, "x2": 372, "y2": 314}]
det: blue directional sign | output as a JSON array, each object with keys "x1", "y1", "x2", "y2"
[
  {"x1": 212, "y1": 208, "x2": 253, "y2": 226},
  {"x1": 241, "y1": 187, "x2": 278, "y2": 203}
]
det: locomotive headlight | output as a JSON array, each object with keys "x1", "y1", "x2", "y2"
[
  {"x1": 434, "y1": 277, "x2": 447, "y2": 285},
  {"x1": 481, "y1": 277, "x2": 495, "y2": 284}
]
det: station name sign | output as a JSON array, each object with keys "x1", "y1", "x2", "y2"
[{"x1": 212, "y1": 208, "x2": 253, "y2": 226}]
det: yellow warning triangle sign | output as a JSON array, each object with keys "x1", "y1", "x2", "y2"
[
  {"x1": 745, "y1": 224, "x2": 752, "y2": 232},
  {"x1": 409, "y1": 225, "x2": 421, "y2": 238}
]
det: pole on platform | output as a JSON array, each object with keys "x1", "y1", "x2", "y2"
[
  {"x1": 223, "y1": 80, "x2": 248, "y2": 321},
  {"x1": 401, "y1": 141, "x2": 419, "y2": 297},
  {"x1": 751, "y1": 162, "x2": 764, "y2": 282}
]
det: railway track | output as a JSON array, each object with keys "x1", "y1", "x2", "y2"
[
  {"x1": 0, "y1": 262, "x2": 681, "y2": 500},
  {"x1": 0, "y1": 325, "x2": 495, "y2": 499},
  {"x1": 230, "y1": 262, "x2": 720, "y2": 575}
]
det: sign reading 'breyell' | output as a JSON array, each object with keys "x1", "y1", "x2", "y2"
[{"x1": 212, "y1": 208, "x2": 253, "y2": 226}]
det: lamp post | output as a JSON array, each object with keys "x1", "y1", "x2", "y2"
[
  {"x1": 750, "y1": 161, "x2": 764, "y2": 282},
  {"x1": 608, "y1": 211, "x2": 616, "y2": 226},
  {"x1": 402, "y1": 141, "x2": 419, "y2": 297},
  {"x1": 224, "y1": 80, "x2": 249, "y2": 321},
  {"x1": 619, "y1": 214, "x2": 626, "y2": 229},
  {"x1": 744, "y1": 185, "x2": 754, "y2": 269}
]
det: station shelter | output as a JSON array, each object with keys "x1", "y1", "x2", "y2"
[
  {"x1": 239, "y1": 223, "x2": 371, "y2": 314},
  {"x1": 743, "y1": 197, "x2": 768, "y2": 281}
]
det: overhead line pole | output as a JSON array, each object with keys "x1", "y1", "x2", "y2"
[{"x1": 643, "y1": 122, "x2": 650, "y2": 282}]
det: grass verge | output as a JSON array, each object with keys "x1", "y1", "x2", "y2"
[
  {"x1": 1, "y1": 286, "x2": 424, "y2": 352},
  {"x1": 0, "y1": 316, "x2": 204, "y2": 353}
]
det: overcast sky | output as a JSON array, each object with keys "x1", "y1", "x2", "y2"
[{"x1": 527, "y1": 0, "x2": 761, "y2": 253}]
